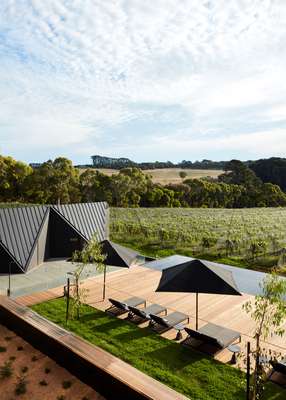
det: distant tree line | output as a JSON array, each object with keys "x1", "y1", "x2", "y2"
[
  {"x1": 88, "y1": 155, "x2": 227, "y2": 170},
  {"x1": 86, "y1": 155, "x2": 286, "y2": 191},
  {"x1": 1, "y1": 155, "x2": 286, "y2": 208}
]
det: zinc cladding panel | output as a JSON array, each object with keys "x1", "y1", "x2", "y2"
[
  {"x1": 53, "y1": 202, "x2": 108, "y2": 241},
  {"x1": 0, "y1": 206, "x2": 47, "y2": 270}
]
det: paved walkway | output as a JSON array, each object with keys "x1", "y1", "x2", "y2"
[{"x1": 0, "y1": 259, "x2": 119, "y2": 297}]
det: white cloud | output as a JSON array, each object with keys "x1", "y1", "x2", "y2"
[
  {"x1": 264, "y1": 104, "x2": 286, "y2": 122},
  {"x1": 101, "y1": 128, "x2": 286, "y2": 162},
  {"x1": 1, "y1": 118, "x2": 91, "y2": 148},
  {"x1": 0, "y1": 0, "x2": 286, "y2": 162},
  {"x1": 153, "y1": 129, "x2": 286, "y2": 156}
]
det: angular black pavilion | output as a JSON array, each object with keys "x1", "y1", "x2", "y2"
[{"x1": 156, "y1": 258, "x2": 241, "y2": 330}]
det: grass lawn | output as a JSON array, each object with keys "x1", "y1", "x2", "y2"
[
  {"x1": 112, "y1": 239, "x2": 253, "y2": 270},
  {"x1": 32, "y1": 298, "x2": 285, "y2": 400}
]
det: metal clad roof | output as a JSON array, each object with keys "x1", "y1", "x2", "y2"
[
  {"x1": 81, "y1": 203, "x2": 93, "y2": 235},
  {"x1": 0, "y1": 202, "x2": 108, "y2": 272},
  {"x1": 0, "y1": 205, "x2": 47, "y2": 269},
  {"x1": 22, "y1": 208, "x2": 33, "y2": 248},
  {"x1": 1, "y1": 210, "x2": 14, "y2": 260},
  {"x1": 53, "y1": 202, "x2": 108, "y2": 241}
]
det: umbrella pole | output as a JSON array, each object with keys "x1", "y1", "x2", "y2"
[
  {"x1": 196, "y1": 292, "x2": 199, "y2": 330},
  {"x1": 103, "y1": 264, "x2": 107, "y2": 300}
]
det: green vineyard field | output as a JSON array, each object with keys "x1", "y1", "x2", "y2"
[{"x1": 110, "y1": 207, "x2": 286, "y2": 273}]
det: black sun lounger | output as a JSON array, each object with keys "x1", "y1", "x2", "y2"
[
  {"x1": 270, "y1": 357, "x2": 286, "y2": 385},
  {"x1": 183, "y1": 323, "x2": 241, "y2": 354},
  {"x1": 128, "y1": 304, "x2": 167, "y2": 323},
  {"x1": 106, "y1": 297, "x2": 146, "y2": 316},
  {"x1": 149, "y1": 311, "x2": 189, "y2": 333}
]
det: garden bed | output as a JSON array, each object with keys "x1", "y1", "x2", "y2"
[{"x1": 0, "y1": 322, "x2": 104, "y2": 400}]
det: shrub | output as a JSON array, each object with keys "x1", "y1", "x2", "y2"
[
  {"x1": 9, "y1": 356, "x2": 16, "y2": 361},
  {"x1": 21, "y1": 366, "x2": 28, "y2": 373},
  {"x1": 62, "y1": 380, "x2": 72, "y2": 389},
  {"x1": 17, "y1": 346, "x2": 23, "y2": 351},
  {"x1": 31, "y1": 355, "x2": 38, "y2": 362},
  {"x1": 0, "y1": 361, "x2": 13, "y2": 379},
  {"x1": 4, "y1": 336, "x2": 13, "y2": 341},
  {"x1": 0, "y1": 346, "x2": 7, "y2": 352},
  {"x1": 15, "y1": 374, "x2": 28, "y2": 395},
  {"x1": 44, "y1": 367, "x2": 51, "y2": 374},
  {"x1": 39, "y1": 379, "x2": 48, "y2": 386},
  {"x1": 57, "y1": 396, "x2": 65, "y2": 400}
]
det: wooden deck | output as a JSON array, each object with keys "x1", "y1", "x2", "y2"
[{"x1": 18, "y1": 265, "x2": 286, "y2": 366}]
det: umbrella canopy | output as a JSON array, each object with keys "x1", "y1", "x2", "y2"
[
  {"x1": 100, "y1": 239, "x2": 141, "y2": 268},
  {"x1": 157, "y1": 259, "x2": 241, "y2": 295},
  {"x1": 99, "y1": 239, "x2": 154, "y2": 299},
  {"x1": 156, "y1": 258, "x2": 241, "y2": 329}
]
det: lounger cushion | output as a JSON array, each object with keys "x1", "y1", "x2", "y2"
[
  {"x1": 165, "y1": 312, "x2": 188, "y2": 326},
  {"x1": 144, "y1": 304, "x2": 166, "y2": 316},
  {"x1": 150, "y1": 311, "x2": 188, "y2": 329},
  {"x1": 124, "y1": 297, "x2": 146, "y2": 307},
  {"x1": 185, "y1": 323, "x2": 240, "y2": 349}
]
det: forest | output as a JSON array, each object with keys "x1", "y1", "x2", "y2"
[{"x1": 1, "y1": 155, "x2": 286, "y2": 208}]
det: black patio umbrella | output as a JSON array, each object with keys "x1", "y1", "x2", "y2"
[
  {"x1": 156, "y1": 258, "x2": 241, "y2": 330},
  {"x1": 100, "y1": 240, "x2": 154, "y2": 299}
]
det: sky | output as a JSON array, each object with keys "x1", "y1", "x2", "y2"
[{"x1": 0, "y1": 0, "x2": 286, "y2": 164}]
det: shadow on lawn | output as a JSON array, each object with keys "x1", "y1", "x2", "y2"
[
  {"x1": 145, "y1": 341, "x2": 205, "y2": 370},
  {"x1": 81, "y1": 318, "x2": 124, "y2": 333},
  {"x1": 114, "y1": 326, "x2": 154, "y2": 342},
  {"x1": 79, "y1": 311, "x2": 105, "y2": 322}
]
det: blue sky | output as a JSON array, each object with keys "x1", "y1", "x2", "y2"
[{"x1": 1, "y1": 0, "x2": 286, "y2": 164}]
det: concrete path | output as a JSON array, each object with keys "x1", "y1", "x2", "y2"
[{"x1": 0, "y1": 259, "x2": 119, "y2": 297}]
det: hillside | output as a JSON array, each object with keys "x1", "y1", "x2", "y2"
[{"x1": 81, "y1": 168, "x2": 223, "y2": 184}]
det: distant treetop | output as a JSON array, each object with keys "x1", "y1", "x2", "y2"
[
  {"x1": 91, "y1": 155, "x2": 133, "y2": 168},
  {"x1": 89, "y1": 155, "x2": 227, "y2": 170}
]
